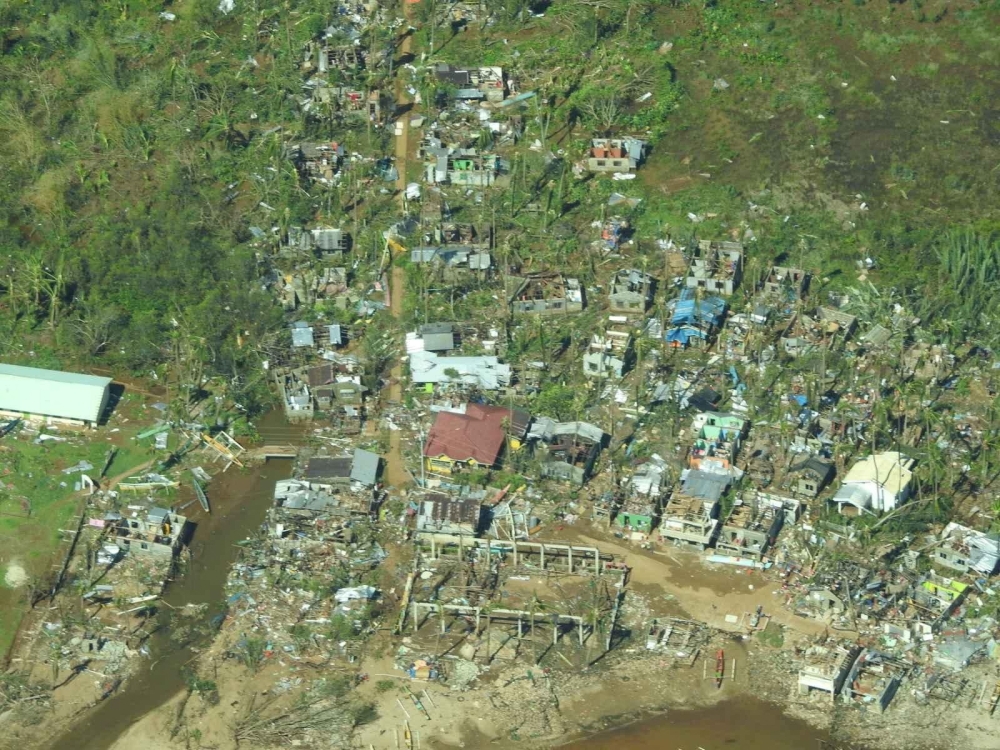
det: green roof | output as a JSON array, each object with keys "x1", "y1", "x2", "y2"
[{"x1": 0, "y1": 363, "x2": 112, "y2": 423}]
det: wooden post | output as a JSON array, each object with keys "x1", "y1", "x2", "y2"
[
  {"x1": 552, "y1": 615, "x2": 559, "y2": 645},
  {"x1": 578, "y1": 619, "x2": 584, "y2": 646},
  {"x1": 539, "y1": 544, "x2": 545, "y2": 570},
  {"x1": 513, "y1": 542, "x2": 519, "y2": 568},
  {"x1": 567, "y1": 545, "x2": 573, "y2": 574},
  {"x1": 594, "y1": 549, "x2": 600, "y2": 574}
]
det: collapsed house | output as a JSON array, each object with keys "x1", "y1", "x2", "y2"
[
  {"x1": 686, "y1": 240, "x2": 743, "y2": 296},
  {"x1": 286, "y1": 141, "x2": 345, "y2": 184},
  {"x1": 509, "y1": 274, "x2": 585, "y2": 315},
  {"x1": 781, "y1": 307, "x2": 858, "y2": 358},
  {"x1": 585, "y1": 137, "x2": 648, "y2": 174},
  {"x1": 528, "y1": 418, "x2": 606, "y2": 485},
  {"x1": 308, "y1": 86, "x2": 381, "y2": 122},
  {"x1": 841, "y1": 650, "x2": 905, "y2": 713}
]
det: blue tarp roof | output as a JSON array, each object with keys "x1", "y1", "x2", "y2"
[{"x1": 670, "y1": 289, "x2": 726, "y2": 327}]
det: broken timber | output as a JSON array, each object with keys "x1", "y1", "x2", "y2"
[
  {"x1": 416, "y1": 535, "x2": 619, "y2": 576},
  {"x1": 190, "y1": 470, "x2": 210, "y2": 514},
  {"x1": 200, "y1": 431, "x2": 245, "y2": 468}
]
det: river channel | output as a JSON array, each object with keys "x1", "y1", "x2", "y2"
[
  {"x1": 48, "y1": 413, "x2": 302, "y2": 750},
  {"x1": 563, "y1": 696, "x2": 832, "y2": 750}
]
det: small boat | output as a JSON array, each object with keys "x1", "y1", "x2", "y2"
[
  {"x1": 715, "y1": 649, "x2": 725, "y2": 689},
  {"x1": 403, "y1": 721, "x2": 413, "y2": 750}
]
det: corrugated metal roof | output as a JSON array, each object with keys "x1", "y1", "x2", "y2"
[
  {"x1": 0, "y1": 364, "x2": 111, "y2": 423},
  {"x1": 351, "y1": 448, "x2": 381, "y2": 485}
]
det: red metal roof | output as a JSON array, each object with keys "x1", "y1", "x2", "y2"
[{"x1": 423, "y1": 404, "x2": 511, "y2": 466}]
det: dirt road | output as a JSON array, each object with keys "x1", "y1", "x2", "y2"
[{"x1": 381, "y1": 23, "x2": 414, "y2": 492}]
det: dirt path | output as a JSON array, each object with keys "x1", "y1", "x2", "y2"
[
  {"x1": 383, "y1": 22, "x2": 415, "y2": 492},
  {"x1": 571, "y1": 532, "x2": 835, "y2": 638}
]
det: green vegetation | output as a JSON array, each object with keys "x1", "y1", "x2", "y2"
[{"x1": 757, "y1": 622, "x2": 785, "y2": 649}]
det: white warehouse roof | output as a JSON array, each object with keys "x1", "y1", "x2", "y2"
[{"x1": 0, "y1": 363, "x2": 112, "y2": 424}]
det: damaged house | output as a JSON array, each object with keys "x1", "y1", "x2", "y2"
[
  {"x1": 658, "y1": 470, "x2": 731, "y2": 549},
  {"x1": 585, "y1": 137, "x2": 648, "y2": 174},
  {"x1": 831, "y1": 451, "x2": 915, "y2": 515},
  {"x1": 528, "y1": 418, "x2": 606, "y2": 485},
  {"x1": 686, "y1": 240, "x2": 743, "y2": 296},
  {"x1": 416, "y1": 492, "x2": 486, "y2": 537},
  {"x1": 509, "y1": 274, "x2": 585, "y2": 316},
  {"x1": 421, "y1": 135, "x2": 498, "y2": 186},
  {"x1": 410, "y1": 246, "x2": 492, "y2": 280},
  {"x1": 762, "y1": 266, "x2": 808, "y2": 300},
  {"x1": 615, "y1": 457, "x2": 669, "y2": 535},
  {"x1": 608, "y1": 268, "x2": 656, "y2": 315},
  {"x1": 788, "y1": 455, "x2": 836, "y2": 499},
  {"x1": 798, "y1": 644, "x2": 863, "y2": 701},
  {"x1": 433, "y1": 63, "x2": 506, "y2": 103},
  {"x1": 408, "y1": 350, "x2": 511, "y2": 391},
  {"x1": 286, "y1": 226, "x2": 351, "y2": 259},
  {"x1": 665, "y1": 289, "x2": 727, "y2": 348},
  {"x1": 423, "y1": 404, "x2": 530, "y2": 474},
  {"x1": 716, "y1": 494, "x2": 784, "y2": 560},
  {"x1": 688, "y1": 412, "x2": 746, "y2": 474},
  {"x1": 583, "y1": 322, "x2": 634, "y2": 380},
  {"x1": 317, "y1": 45, "x2": 365, "y2": 74},
  {"x1": 932, "y1": 522, "x2": 1000, "y2": 576},
  {"x1": 107, "y1": 507, "x2": 189, "y2": 559}
]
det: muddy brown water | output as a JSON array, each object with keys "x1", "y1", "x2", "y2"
[
  {"x1": 563, "y1": 697, "x2": 831, "y2": 750},
  {"x1": 48, "y1": 413, "x2": 303, "y2": 750}
]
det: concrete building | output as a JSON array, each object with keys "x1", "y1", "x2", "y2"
[
  {"x1": 797, "y1": 645, "x2": 862, "y2": 701},
  {"x1": 582, "y1": 324, "x2": 633, "y2": 380},
  {"x1": 832, "y1": 452, "x2": 915, "y2": 515},
  {"x1": 686, "y1": 240, "x2": 743, "y2": 296},
  {"x1": 789, "y1": 456, "x2": 835, "y2": 498},
  {"x1": 509, "y1": 275, "x2": 585, "y2": 316},
  {"x1": 586, "y1": 137, "x2": 647, "y2": 173},
  {"x1": 608, "y1": 269, "x2": 655, "y2": 315},
  {"x1": 108, "y1": 507, "x2": 188, "y2": 558},
  {"x1": 658, "y1": 470, "x2": 731, "y2": 549},
  {"x1": 933, "y1": 522, "x2": 1000, "y2": 576},
  {"x1": 0, "y1": 363, "x2": 111, "y2": 426},
  {"x1": 716, "y1": 496, "x2": 784, "y2": 560}
]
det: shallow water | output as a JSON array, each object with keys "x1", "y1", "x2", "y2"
[
  {"x1": 563, "y1": 697, "x2": 831, "y2": 750},
  {"x1": 48, "y1": 413, "x2": 301, "y2": 750}
]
